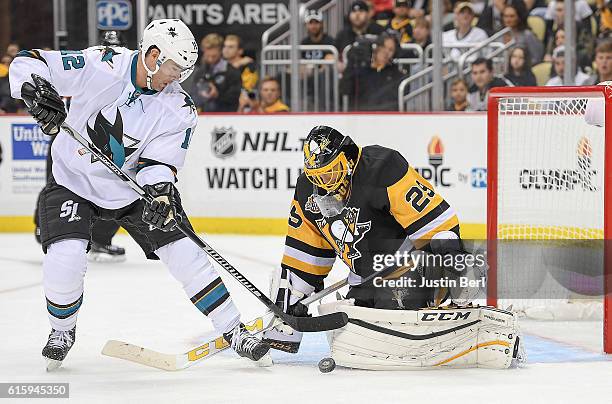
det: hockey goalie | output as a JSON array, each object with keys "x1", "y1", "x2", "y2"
[{"x1": 263, "y1": 125, "x2": 525, "y2": 370}]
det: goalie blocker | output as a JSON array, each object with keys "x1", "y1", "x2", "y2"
[{"x1": 319, "y1": 301, "x2": 525, "y2": 370}]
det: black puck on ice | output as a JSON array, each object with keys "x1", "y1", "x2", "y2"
[{"x1": 318, "y1": 357, "x2": 336, "y2": 373}]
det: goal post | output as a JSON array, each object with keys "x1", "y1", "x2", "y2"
[{"x1": 487, "y1": 86, "x2": 612, "y2": 354}]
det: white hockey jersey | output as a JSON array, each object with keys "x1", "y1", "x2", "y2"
[{"x1": 9, "y1": 47, "x2": 197, "y2": 209}]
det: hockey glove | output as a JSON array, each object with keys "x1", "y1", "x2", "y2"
[
  {"x1": 21, "y1": 74, "x2": 67, "y2": 135},
  {"x1": 142, "y1": 182, "x2": 183, "y2": 232}
]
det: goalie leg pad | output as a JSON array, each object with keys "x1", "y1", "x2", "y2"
[{"x1": 318, "y1": 301, "x2": 524, "y2": 370}]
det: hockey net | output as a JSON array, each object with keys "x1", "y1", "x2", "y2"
[{"x1": 487, "y1": 86, "x2": 611, "y2": 353}]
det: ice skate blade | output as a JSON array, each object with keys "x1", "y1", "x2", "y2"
[
  {"x1": 45, "y1": 358, "x2": 63, "y2": 372},
  {"x1": 88, "y1": 253, "x2": 127, "y2": 263},
  {"x1": 255, "y1": 352, "x2": 273, "y2": 367}
]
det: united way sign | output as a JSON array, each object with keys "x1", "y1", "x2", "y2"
[{"x1": 97, "y1": 0, "x2": 132, "y2": 30}]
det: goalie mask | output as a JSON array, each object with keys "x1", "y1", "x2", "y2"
[
  {"x1": 303, "y1": 126, "x2": 360, "y2": 217},
  {"x1": 140, "y1": 19, "x2": 198, "y2": 89}
]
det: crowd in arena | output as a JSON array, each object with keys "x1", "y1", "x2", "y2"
[{"x1": 1, "y1": 0, "x2": 612, "y2": 113}]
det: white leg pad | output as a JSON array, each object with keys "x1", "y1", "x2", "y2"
[
  {"x1": 319, "y1": 301, "x2": 524, "y2": 370},
  {"x1": 156, "y1": 238, "x2": 240, "y2": 333},
  {"x1": 43, "y1": 239, "x2": 88, "y2": 331}
]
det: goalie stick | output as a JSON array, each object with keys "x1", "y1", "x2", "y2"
[
  {"x1": 22, "y1": 81, "x2": 348, "y2": 333},
  {"x1": 102, "y1": 278, "x2": 349, "y2": 370}
]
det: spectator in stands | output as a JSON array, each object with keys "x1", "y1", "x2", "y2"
[
  {"x1": 5, "y1": 43, "x2": 19, "y2": 58},
  {"x1": 301, "y1": 9, "x2": 336, "y2": 60},
  {"x1": 443, "y1": 2, "x2": 489, "y2": 61},
  {"x1": 544, "y1": 0, "x2": 594, "y2": 65},
  {"x1": 504, "y1": 46, "x2": 537, "y2": 86},
  {"x1": 412, "y1": 16, "x2": 432, "y2": 49},
  {"x1": 596, "y1": 0, "x2": 612, "y2": 39},
  {"x1": 386, "y1": 0, "x2": 413, "y2": 45},
  {"x1": 335, "y1": 0, "x2": 385, "y2": 55},
  {"x1": 191, "y1": 33, "x2": 242, "y2": 112},
  {"x1": 409, "y1": 0, "x2": 427, "y2": 18},
  {"x1": 341, "y1": 37, "x2": 405, "y2": 110},
  {"x1": 523, "y1": 0, "x2": 548, "y2": 17},
  {"x1": 446, "y1": 78, "x2": 469, "y2": 111},
  {"x1": 545, "y1": 46, "x2": 591, "y2": 86},
  {"x1": 501, "y1": 1, "x2": 544, "y2": 64},
  {"x1": 239, "y1": 77, "x2": 290, "y2": 113},
  {"x1": 301, "y1": 9, "x2": 336, "y2": 110},
  {"x1": 477, "y1": 0, "x2": 507, "y2": 36},
  {"x1": 588, "y1": 40, "x2": 612, "y2": 84},
  {"x1": 0, "y1": 54, "x2": 21, "y2": 113},
  {"x1": 223, "y1": 34, "x2": 259, "y2": 96},
  {"x1": 544, "y1": 28, "x2": 565, "y2": 62},
  {"x1": 372, "y1": 0, "x2": 395, "y2": 20},
  {"x1": 467, "y1": 57, "x2": 509, "y2": 111}
]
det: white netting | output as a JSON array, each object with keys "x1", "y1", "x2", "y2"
[{"x1": 495, "y1": 94, "x2": 605, "y2": 320}]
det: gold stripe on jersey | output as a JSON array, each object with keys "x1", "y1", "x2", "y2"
[
  {"x1": 281, "y1": 254, "x2": 333, "y2": 276},
  {"x1": 387, "y1": 166, "x2": 458, "y2": 249},
  {"x1": 282, "y1": 199, "x2": 335, "y2": 276}
]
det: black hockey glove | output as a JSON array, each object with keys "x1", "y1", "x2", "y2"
[
  {"x1": 21, "y1": 74, "x2": 67, "y2": 135},
  {"x1": 142, "y1": 182, "x2": 183, "y2": 232}
]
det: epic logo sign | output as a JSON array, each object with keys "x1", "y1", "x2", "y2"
[
  {"x1": 415, "y1": 136, "x2": 452, "y2": 187},
  {"x1": 11, "y1": 124, "x2": 49, "y2": 160}
]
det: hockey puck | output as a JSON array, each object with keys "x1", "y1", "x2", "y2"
[{"x1": 318, "y1": 357, "x2": 336, "y2": 373}]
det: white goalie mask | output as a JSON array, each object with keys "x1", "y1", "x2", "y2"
[{"x1": 139, "y1": 19, "x2": 198, "y2": 88}]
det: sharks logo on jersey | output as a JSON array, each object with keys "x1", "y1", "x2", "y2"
[
  {"x1": 86, "y1": 109, "x2": 140, "y2": 167},
  {"x1": 100, "y1": 47, "x2": 121, "y2": 68},
  {"x1": 315, "y1": 207, "x2": 371, "y2": 269}
]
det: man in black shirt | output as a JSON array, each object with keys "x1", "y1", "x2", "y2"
[
  {"x1": 191, "y1": 33, "x2": 242, "y2": 112},
  {"x1": 301, "y1": 9, "x2": 335, "y2": 60},
  {"x1": 467, "y1": 57, "x2": 509, "y2": 111},
  {"x1": 335, "y1": 0, "x2": 385, "y2": 56}
]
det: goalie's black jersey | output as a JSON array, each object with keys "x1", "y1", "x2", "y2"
[{"x1": 281, "y1": 145, "x2": 459, "y2": 287}]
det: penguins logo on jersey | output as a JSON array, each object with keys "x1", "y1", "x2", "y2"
[
  {"x1": 86, "y1": 109, "x2": 139, "y2": 167},
  {"x1": 315, "y1": 207, "x2": 371, "y2": 267}
]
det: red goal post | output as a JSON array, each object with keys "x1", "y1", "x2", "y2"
[{"x1": 487, "y1": 86, "x2": 612, "y2": 354}]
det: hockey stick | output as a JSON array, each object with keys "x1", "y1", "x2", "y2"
[
  {"x1": 102, "y1": 278, "x2": 349, "y2": 370},
  {"x1": 25, "y1": 90, "x2": 347, "y2": 333},
  {"x1": 101, "y1": 255, "x2": 424, "y2": 370}
]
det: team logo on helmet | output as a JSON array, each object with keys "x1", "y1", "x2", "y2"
[
  {"x1": 316, "y1": 207, "x2": 371, "y2": 268},
  {"x1": 211, "y1": 127, "x2": 237, "y2": 159},
  {"x1": 167, "y1": 27, "x2": 178, "y2": 37}
]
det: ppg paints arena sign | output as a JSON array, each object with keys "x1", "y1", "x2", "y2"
[{"x1": 148, "y1": 1, "x2": 289, "y2": 52}]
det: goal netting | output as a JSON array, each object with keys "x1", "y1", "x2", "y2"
[{"x1": 487, "y1": 86, "x2": 611, "y2": 353}]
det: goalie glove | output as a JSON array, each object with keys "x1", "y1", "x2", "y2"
[
  {"x1": 142, "y1": 182, "x2": 183, "y2": 232},
  {"x1": 263, "y1": 267, "x2": 315, "y2": 353},
  {"x1": 21, "y1": 74, "x2": 67, "y2": 135}
]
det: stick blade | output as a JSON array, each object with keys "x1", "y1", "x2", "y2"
[
  {"x1": 102, "y1": 340, "x2": 177, "y2": 371},
  {"x1": 289, "y1": 312, "x2": 349, "y2": 332}
]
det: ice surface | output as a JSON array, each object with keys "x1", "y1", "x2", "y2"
[{"x1": 0, "y1": 233, "x2": 610, "y2": 404}]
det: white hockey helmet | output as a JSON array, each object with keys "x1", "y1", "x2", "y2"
[{"x1": 139, "y1": 19, "x2": 198, "y2": 88}]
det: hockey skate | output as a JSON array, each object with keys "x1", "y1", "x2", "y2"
[
  {"x1": 88, "y1": 242, "x2": 126, "y2": 263},
  {"x1": 42, "y1": 327, "x2": 76, "y2": 371},
  {"x1": 223, "y1": 323, "x2": 270, "y2": 362}
]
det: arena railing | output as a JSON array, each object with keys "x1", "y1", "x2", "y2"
[{"x1": 261, "y1": 44, "x2": 340, "y2": 112}]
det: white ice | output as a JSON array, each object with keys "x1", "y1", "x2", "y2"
[{"x1": 0, "y1": 233, "x2": 610, "y2": 404}]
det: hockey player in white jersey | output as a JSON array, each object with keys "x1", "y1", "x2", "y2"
[{"x1": 9, "y1": 19, "x2": 270, "y2": 370}]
